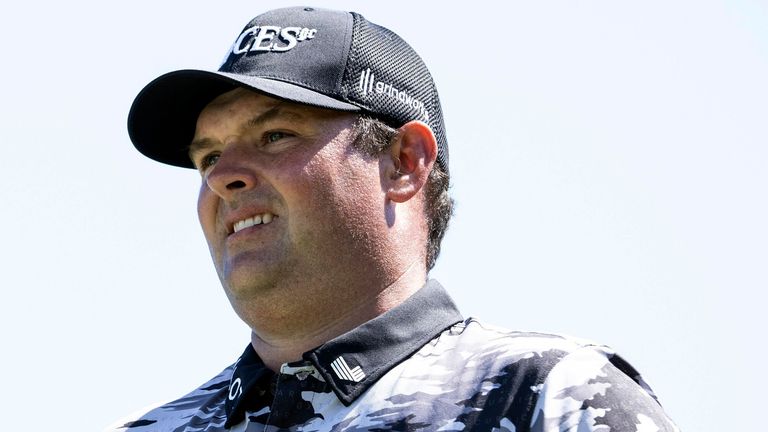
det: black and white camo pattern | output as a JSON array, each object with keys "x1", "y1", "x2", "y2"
[{"x1": 106, "y1": 320, "x2": 678, "y2": 431}]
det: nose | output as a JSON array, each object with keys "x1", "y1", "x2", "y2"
[{"x1": 204, "y1": 143, "x2": 258, "y2": 200}]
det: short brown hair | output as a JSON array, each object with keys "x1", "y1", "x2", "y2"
[{"x1": 352, "y1": 116, "x2": 453, "y2": 270}]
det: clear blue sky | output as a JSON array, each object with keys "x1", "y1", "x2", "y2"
[{"x1": 1, "y1": 1, "x2": 765, "y2": 430}]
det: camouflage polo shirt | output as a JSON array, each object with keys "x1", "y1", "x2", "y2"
[{"x1": 107, "y1": 281, "x2": 678, "y2": 431}]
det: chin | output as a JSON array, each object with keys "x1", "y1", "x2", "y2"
[
  {"x1": 223, "y1": 272, "x2": 270, "y2": 299},
  {"x1": 220, "y1": 258, "x2": 289, "y2": 300}
]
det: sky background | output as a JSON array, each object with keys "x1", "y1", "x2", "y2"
[{"x1": 1, "y1": 1, "x2": 766, "y2": 430}]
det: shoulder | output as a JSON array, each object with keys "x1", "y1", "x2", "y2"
[
  {"x1": 421, "y1": 318, "x2": 614, "y2": 378},
  {"x1": 103, "y1": 363, "x2": 234, "y2": 431},
  {"x1": 413, "y1": 318, "x2": 679, "y2": 431}
]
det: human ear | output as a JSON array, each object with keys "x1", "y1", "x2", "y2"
[{"x1": 385, "y1": 121, "x2": 438, "y2": 203}]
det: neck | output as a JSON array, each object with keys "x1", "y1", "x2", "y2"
[{"x1": 247, "y1": 261, "x2": 426, "y2": 372}]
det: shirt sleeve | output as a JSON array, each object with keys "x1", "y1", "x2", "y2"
[{"x1": 528, "y1": 345, "x2": 679, "y2": 432}]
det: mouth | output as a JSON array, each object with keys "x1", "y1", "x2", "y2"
[{"x1": 232, "y1": 212, "x2": 277, "y2": 234}]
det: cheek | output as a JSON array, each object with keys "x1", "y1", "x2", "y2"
[
  {"x1": 197, "y1": 183, "x2": 219, "y2": 241},
  {"x1": 302, "y1": 156, "x2": 381, "y2": 225},
  {"x1": 275, "y1": 137, "x2": 382, "y2": 235}
]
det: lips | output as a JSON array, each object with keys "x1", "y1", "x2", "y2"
[{"x1": 232, "y1": 212, "x2": 276, "y2": 233}]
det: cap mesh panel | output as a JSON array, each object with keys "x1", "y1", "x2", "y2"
[{"x1": 341, "y1": 13, "x2": 448, "y2": 173}]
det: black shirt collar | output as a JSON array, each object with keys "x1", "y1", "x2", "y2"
[{"x1": 225, "y1": 279, "x2": 463, "y2": 427}]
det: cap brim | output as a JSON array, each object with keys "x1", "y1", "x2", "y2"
[{"x1": 128, "y1": 69, "x2": 361, "y2": 168}]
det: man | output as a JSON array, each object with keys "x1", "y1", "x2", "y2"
[{"x1": 111, "y1": 6, "x2": 678, "y2": 431}]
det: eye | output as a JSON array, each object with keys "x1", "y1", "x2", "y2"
[
  {"x1": 197, "y1": 152, "x2": 220, "y2": 172},
  {"x1": 264, "y1": 131, "x2": 290, "y2": 144}
]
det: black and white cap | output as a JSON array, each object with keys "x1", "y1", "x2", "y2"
[{"x1": 128, "y1": 6, "x2": 448, "y2": 173}]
